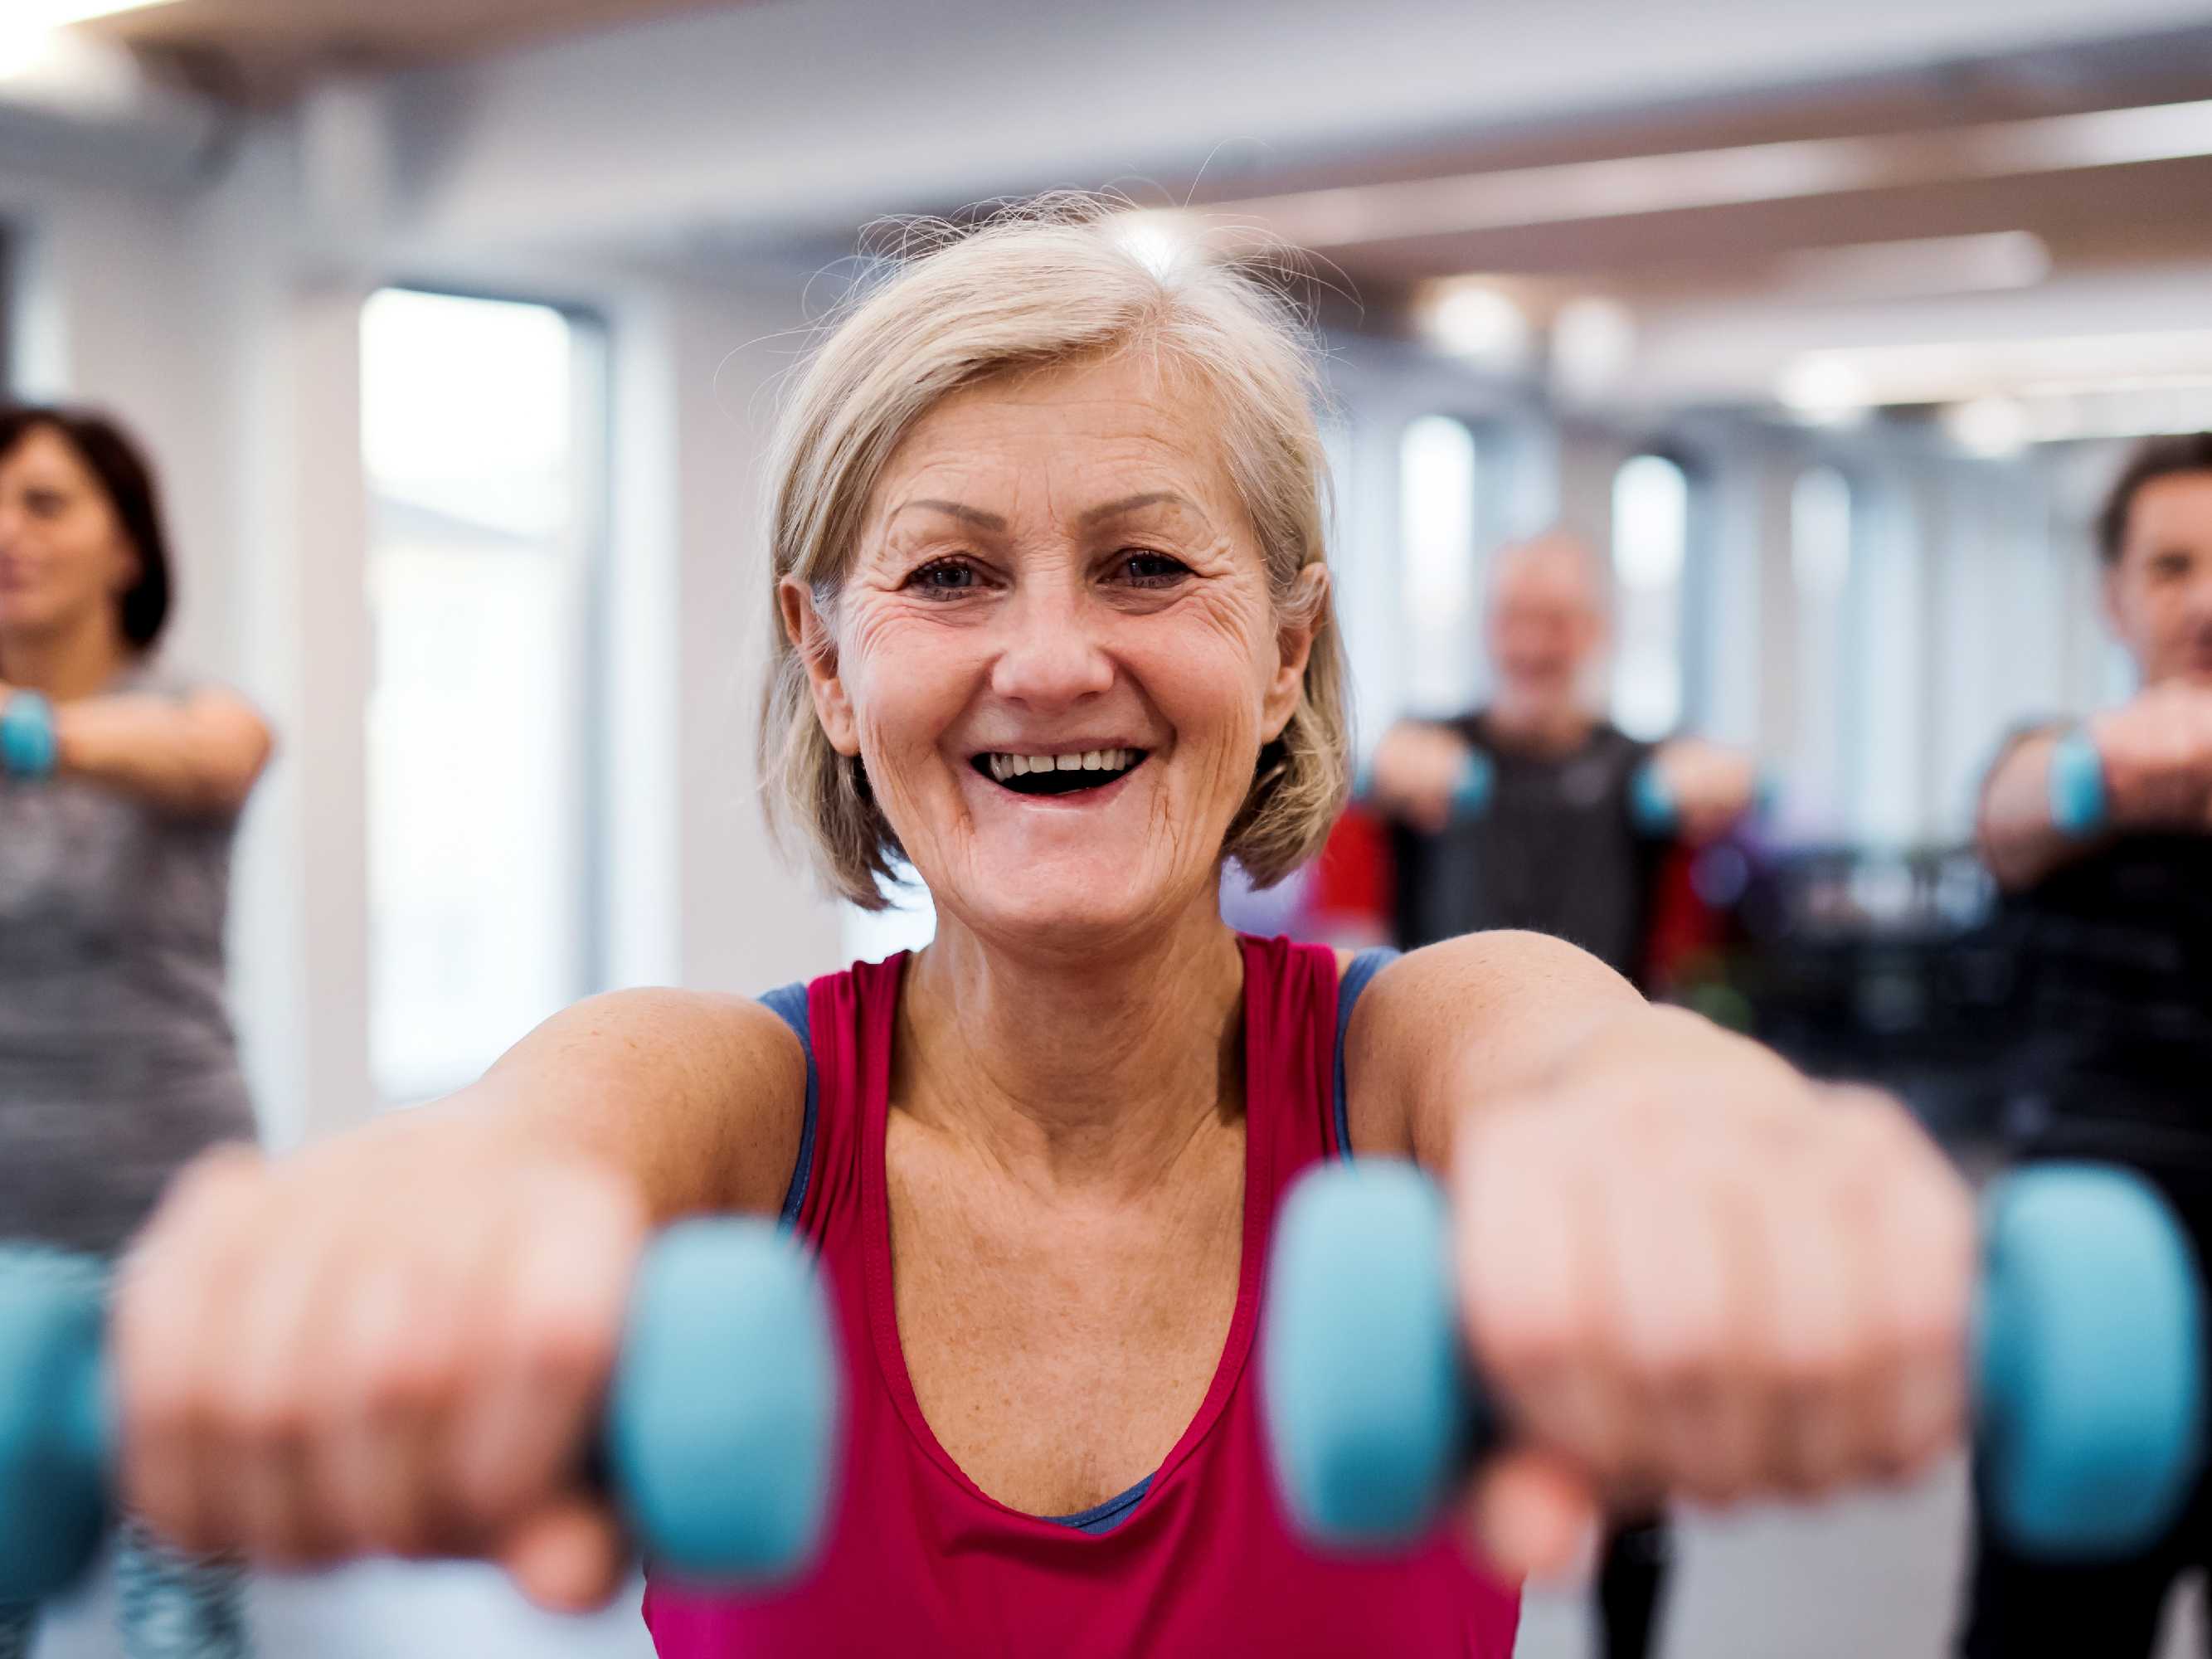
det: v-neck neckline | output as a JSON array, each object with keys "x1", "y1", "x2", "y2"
[{"x1": 855, "y1": 939, "x2": 1275, "y2": 1535}]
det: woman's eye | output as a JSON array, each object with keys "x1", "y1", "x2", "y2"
[
  {"x1": 1121, "y1": 551, "x2": 1190, "y2": 587},
  {"x1": 907, "y1": 560, "x2": 981, "y2": 595}
]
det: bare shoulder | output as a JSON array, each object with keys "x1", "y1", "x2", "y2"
[
  {"x1": 466, "y1": 986, "x2": 809, "y2": 1219},
  {"x1": 1343, "y1": 931, "x2": 1640, "y2": 1165}
]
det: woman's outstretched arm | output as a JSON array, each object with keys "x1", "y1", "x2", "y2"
[
  {"x1": 1344, "y1": 932, "x2": 1974, "y2": 1578},
  {"x1": 114, "y1": 988, "x2": 809, "y2": 1610},
  {"x1": 31, "y1": 685, "x2": 274, "y2": 815}
]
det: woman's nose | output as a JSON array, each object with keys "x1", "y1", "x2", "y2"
[{"x1": 988, "y1": 586, "x2": 1115, "y2": 712}]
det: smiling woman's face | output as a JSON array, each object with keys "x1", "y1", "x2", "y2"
[{"x1": 782, "y1": 354, "x2": 1317, "y2": 954}]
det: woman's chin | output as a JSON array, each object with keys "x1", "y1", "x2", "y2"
[{"x1": 941, "y1": 867, "x2": 1203, "y2": 953}]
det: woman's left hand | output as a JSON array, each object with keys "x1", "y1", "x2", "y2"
[{"x1": 1448, "y1": 1017, "x2": 1975, "y2": 1578}]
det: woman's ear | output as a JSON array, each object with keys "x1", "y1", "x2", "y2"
[
  {"x1": 1261, "y1": 563, "x2": 1328, "y2": 741},
  {"x1": 106, "y1": 533, "x2": 143, "y2": 601},
  {"x1": 779, "y1": 575, "x2": 861, "y2": 757}
]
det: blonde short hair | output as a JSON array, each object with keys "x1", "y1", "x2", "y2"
[{"x1": 759, "y1": 200, "x2": 1349, "y2": 910}]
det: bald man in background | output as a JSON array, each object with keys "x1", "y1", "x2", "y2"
[
  {"x1": 1370, "y1": 531, "x2": 1754, "y2": 971},
  {"x1": 1366, "y1": 530, "x2": 1755, "y2": 1659}
]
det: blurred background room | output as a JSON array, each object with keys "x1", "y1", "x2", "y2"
[{"x1": 7, "y1": 0, "x2": 2212, "y2": 1653}]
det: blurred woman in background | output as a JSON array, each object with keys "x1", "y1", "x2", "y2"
[{"x1": 0, "y1": 407, "x2": 270, "y2": 1659}]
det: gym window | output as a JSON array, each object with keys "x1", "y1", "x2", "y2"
[{"x1": 360, "y1": 287, "x2": 607, "y2": 1104}]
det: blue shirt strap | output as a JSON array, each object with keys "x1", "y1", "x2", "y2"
[
  {"x1": 1333, "y1": 947, "x2": 1401, "y2": 1160},
  {"x1": 760, "y1": 982, "x2": 818, "y2": 1228}
]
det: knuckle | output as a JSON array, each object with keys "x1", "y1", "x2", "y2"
[
  {"x1": 509, "y1": 1301, "x2": 610, "y2": 1384},
  {"x1": 357, "y1": 1354, "x2": 447, "y2": 1427},
  {"x1": 229, "y1": 1388, "x2": 314, "y2": 1454}
]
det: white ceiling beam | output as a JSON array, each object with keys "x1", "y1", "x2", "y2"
[{"x1": 1166, "y1": 98, "x2": 2212, "y2": 251}]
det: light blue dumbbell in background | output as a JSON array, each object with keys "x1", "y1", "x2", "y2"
[
  {"x1": 1627, "y1": 757, "x2": 1781, "y2": 839},
  {"x1": 1265, "y1": 1159, "x2": 2205, "y2": 1562},
  {"x1": 0, "y1": 1218, "x2": 842, "y2": 1606},
  {"x1": 2048, "y1": 725, "x2": 2109, "y2": 841},
  {"x1": 1352, "y1": 748, "x2": 1495, "y2": 822}
]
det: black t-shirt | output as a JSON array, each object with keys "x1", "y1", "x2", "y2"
[
  {"x1": 2006, "y1": 830, "x2": 2212, "y2": 1190},
  {"x1": 1389, "y1": 714, "x2": 1661, "y2": 978}
]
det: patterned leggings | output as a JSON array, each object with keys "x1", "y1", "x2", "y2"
[{"x1": 0, "y1": 1523, "x2": 249, "y2": 1659}]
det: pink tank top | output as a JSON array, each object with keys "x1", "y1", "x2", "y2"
[{"x1": 644, "y1": 936, "x2": 1520, "y2": 1657}]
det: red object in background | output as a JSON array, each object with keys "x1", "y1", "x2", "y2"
[
  {"x1": 1641, "y1": 839, "x2": 1728, "y2": 994},
  {"x1": 1308, "y1": 802, "x2": 1395, "y2": 941}
]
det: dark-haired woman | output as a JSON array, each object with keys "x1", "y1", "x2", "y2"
[{"x1": 0, "y1": 407, "x2": 270, "y2": 1659}]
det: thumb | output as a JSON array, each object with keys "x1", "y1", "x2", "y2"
[
  {"x1": 496, "y1": 1497, "x2": 632, "y2": 1613},
  {"x1": 1466, "y1": 1447, "x2": 1602, "y2": 1587}
]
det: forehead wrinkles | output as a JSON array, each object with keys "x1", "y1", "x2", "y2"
[{"x1": 869, "y1": 360, "x2": 1239, "y2": 523}]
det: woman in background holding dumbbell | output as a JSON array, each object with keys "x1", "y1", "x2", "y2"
[
  {"x1": 1969, "y1": 433, "x2": 2212, "y2": 1657},
  {"x1": 0, "y1": 407, "x2": 271, "y2": 1659},
  {"x1": 92, "y1": 207, "x2": 1973, "y2": 1657}
]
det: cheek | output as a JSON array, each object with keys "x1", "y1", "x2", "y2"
[
  {"x1": 841, "y1": 611, "x2": 980, "y2": 757},
  {"x1": 1142, "y1": 605, "x2": 1277, "y2": 753}
]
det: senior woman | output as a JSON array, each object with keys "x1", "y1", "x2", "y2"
[
  {"x1": 110, "y1": 212, "x2": 1972, "y2": 1657},
  {"x1": 0, "y1": 406, "x2": 270, "y2": 1659}
]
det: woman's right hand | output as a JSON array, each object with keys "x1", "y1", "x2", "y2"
[{"x1": 112, "y1": 1126, "x2": 649, "y2": 1610}]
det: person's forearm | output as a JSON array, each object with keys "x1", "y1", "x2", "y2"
[
  {"x1": 1977, "y1": 732, "x2": 2088, "y2": 891},
  {"x1": 1545, "y1": 998, "x2": 1798, "y2": 1115},
  {"x1": 56, "y1": 693, "x2": 270, "y2": 814},
  {"x1": 1347, "y1": 930, "x2": 1645, "y2": 1168}
]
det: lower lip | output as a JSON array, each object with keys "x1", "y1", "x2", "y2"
[{"x1": 972, "y1": 760, "x2": 1147, "y2": 808}]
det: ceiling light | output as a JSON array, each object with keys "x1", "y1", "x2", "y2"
[
  {"x1": 1551, "y1": 296, "x2": 1636, "y2": 403},
  {"x1": 1110, "y1": 214, "x2": 1198, "y2": 280},
  {"x1": 0, "y1": 22, "x2": 139, "y2": 108},
  {"x1": 0, "y1": 2, "x2": 171, "y2": 94},
  {"x1": 9, "y1": 1, "x2": 175, "y2": 27},
  {"x1": 1779, "y1": 329, "x2": 2212, "y2": 411},
  {"x1": 1777, "y1": 355, "x2": 1874, "y2": 420},
  {"x1": 1417, "y1": 279, "x2": 1531, "y2": 365},
  {"x1": 1943, "y1": 396, "x2": 2035, "y2": 457},
  {"x1": 1776, "y1": 231, "x2": 2050, "y2": 303}
]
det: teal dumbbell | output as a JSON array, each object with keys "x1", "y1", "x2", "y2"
[
  {"x1": 2047, "y1": 727, "x2": 2107, "y2": 842},
  {"x1": 1265, "y1": 1160, "x2": 2205, "y2": 1560},
  {"x1": 0, "y1": 1218, "x2": 841, "y2": 1605},
  {"x1": 1450, "y1": 751, "x2": 1496, "y2": 821},
  {"x1": 1627, "y1": 757, "x2": 1781, "y2": 839}
]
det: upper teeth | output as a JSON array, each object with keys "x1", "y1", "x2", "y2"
[{"x1": 988, "y1": 748, "x2": 1135, "y2": 781}]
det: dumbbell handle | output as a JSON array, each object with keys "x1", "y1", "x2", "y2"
[
  {"x1": 1264, "y1": 1160, "x2": 2205, "y2": 1562},
  {"x1": 0, "y1": 1217, "x2": 840, "y2": 1606}
]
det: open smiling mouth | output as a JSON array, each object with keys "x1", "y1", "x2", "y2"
[{"x1": 975, "y1": 748, "x2": 1147, "y2": 796}]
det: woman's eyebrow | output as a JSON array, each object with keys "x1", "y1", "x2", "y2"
[
  {"x1": 1080, "y1": 491, "x2": 1197, "y2": 525},
  {"x1": 892, "y1": 499, "x2": 1008, "y2": 532}
]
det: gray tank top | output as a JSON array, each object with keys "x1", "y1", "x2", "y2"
[{"x1": 0, "y1": 660, "x2": 259, "y2": 1253}]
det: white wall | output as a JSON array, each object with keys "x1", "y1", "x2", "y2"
[{"x1": 661, "y1": 275, "x2": 845, "y2": 994}]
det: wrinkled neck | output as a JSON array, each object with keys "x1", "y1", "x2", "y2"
[{"x1": 892, "y1": 898, "x2": 1247, "y2": 1198}]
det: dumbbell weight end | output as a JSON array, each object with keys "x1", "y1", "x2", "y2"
[
  {"x1": 0, "y1": 1249, "x2": 107, "y2": 1604},
  {"x1": 1262, "y1": 1162, "x2": 1495, "y2": 1549}
]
